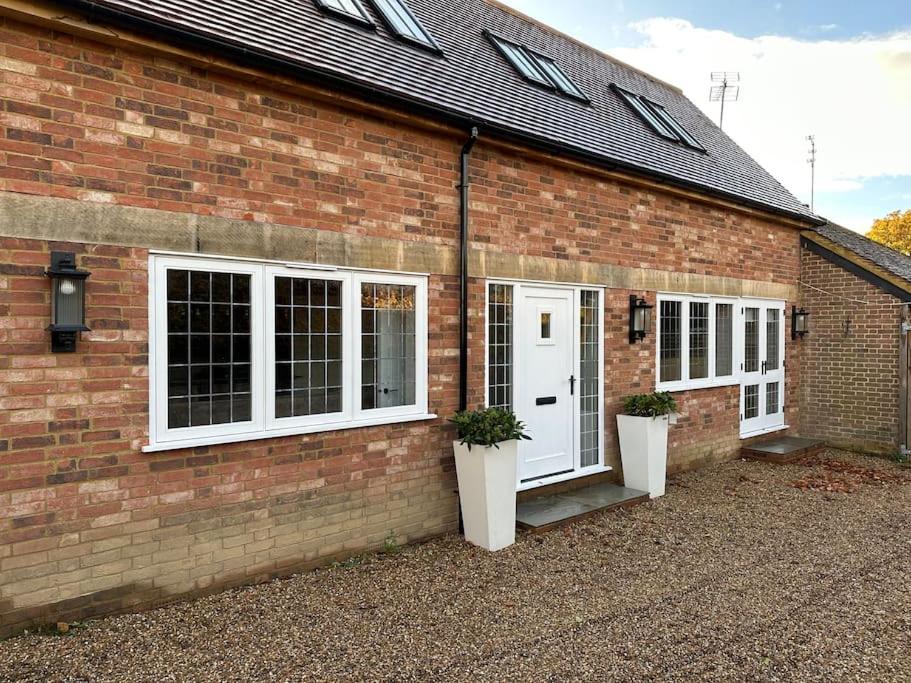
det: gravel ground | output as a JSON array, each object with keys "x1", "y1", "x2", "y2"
[{"x1": 2, "y1": 450, "x2": 910, "y2": 683}]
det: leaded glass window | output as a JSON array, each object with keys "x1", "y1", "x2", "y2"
[
  {"x1": 487, "y1": 284, "x2": 513, "y2": 410},
  {"x1": 274, "y1": 277, "x2": 343, "y2": 419},
  {"x1": 744, "y1": 308, "x2": 759, "y2": 373},
  {"x1": 715, "y1": 303, "x2": 733, "y2": 377},
  {"x1": 152, "y1": 256, "x2": 428, "y2": 451},
  {"x1": 659, "y1": 300, "x2": 682, "y2": 383},
  {"x1": 766, "y1": 309, "x2": 780, "y2": 372},
  {"x1": 579, "y1": 290, "x2": 600, "y2": 468},
  {"x1": 688, "y1": 301, "x2": 709, "y2": 380},
  {"x1": 166, "y1": 269, "x2": 252, "y2": 429},
  {"x1": 766, "y1": 382, "x2": 780, "y2": 415},
  {"x1": 744, "y1": 384, "x2": 759, "y2": 419}
]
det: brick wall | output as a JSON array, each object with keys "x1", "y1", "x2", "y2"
[
  {"x1": 0, "y1": 14, "x2": 803, "y2": 634},
  {"x1": 799, "y1": 246, "x2": 903, "y2": 454}
]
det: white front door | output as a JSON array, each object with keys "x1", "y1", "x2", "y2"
[
  {"x1": 516, "y1": 286, "x2": 575, "y2": 481},
  {"x1": 740, "y1": 301, "x2": 786, "y2": 437}
]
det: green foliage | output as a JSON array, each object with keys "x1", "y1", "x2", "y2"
[
  {"x1": 334, "y1": 554, "x2": 367, "y2": 570},
  {"x1": 892, "y1": 450, "x2": 909, "y2": 465},
  {"x1": 621, "y1": 391, "x2": 678, "y2": 417},
  {"x1": 383, "y1": 532, "x2": 401, "y2": 555},
  {"x1": 450, "y1": 407, "x2": 532, "y2": 450}
]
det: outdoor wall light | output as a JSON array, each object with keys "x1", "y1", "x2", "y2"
[
  {"x1": 46, "y1": 251, "x2": 90, "y2": 353},
  {"x1": 792, "y1": 306, "x2": 810, "y2": 341},
  {"x1": 629, "y1": 295, "x2": 653, "y2": 344}
]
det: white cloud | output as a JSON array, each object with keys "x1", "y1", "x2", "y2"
[
  {"x1": 611, "y1": 20, "x2": 911, "y2": 228},
  {"x1": 818, "y1": 23, "x2": 839, "y2": 32}
]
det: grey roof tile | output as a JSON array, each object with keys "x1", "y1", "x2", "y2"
[
  {"x1": 812, "y1": 222, "x2": 911, "y2": 286},
  {"x1": 75, "y1": 0, "x2": 819, "y2": 222}
]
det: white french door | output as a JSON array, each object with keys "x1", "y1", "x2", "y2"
[{"x1": 740, "y1": 301, "x2": 786, "y2": 437}]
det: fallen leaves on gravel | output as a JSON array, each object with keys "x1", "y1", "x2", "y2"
[{"x1": 790, "y1": 457, "x2": 911, "y2": 493}]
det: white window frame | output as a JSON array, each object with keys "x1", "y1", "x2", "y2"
[
  {"x1": 656, "y1": 293, "x2": 740, "y2": 392},
  {"x1": 147, "y1": 254, "x2": 431, "y2": 453},
  {"x1": 264, "y1": 265, "x2": 352, "y2": 432}
]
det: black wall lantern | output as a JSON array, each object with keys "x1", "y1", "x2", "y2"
[
  {"x1": 792, "y1": 306, "x2": 810, "y2": 341},
  {"x1": 629, "y1": 295, "x2": 653, "y2": 344},
  {"x1": 46, "y1": 251, "x2": 90, "y2": 353}
]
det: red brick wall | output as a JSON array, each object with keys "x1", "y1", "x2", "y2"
[
  {"x1": 0, "y1": 15, "x2": 803, "y2": 633},
  {"x1": 799, "y1": 246, "x2": 903, "y2": 453},
  {"x1": 468, "y1": 147, "x2": 800, "y2": 283}
]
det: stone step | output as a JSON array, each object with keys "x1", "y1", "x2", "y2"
[
  {"x1": 741, "y1": 436, "x2": 825, "y2": 464},
  {"x1": 516, "y1": 481, "x2": 649, "y2": 533}
]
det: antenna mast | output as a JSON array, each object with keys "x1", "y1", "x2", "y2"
[
  {"x1": 807, "y1": 135, "x2": 817, "y2": 212},
  {"x1": 709, "y1": 72, "x2": 740, "y2": 130}
]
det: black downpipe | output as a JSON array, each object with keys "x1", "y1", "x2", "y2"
[{"x1": 458, "y1": 127, "x2": 479, "y2": 413}]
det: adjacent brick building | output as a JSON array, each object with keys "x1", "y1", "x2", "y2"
[
  {"x1": 0, "y1": 0, "x2": 837, "y2": 634},
  {"x1": 800, "y1": 223, "x2": 911, "y2": 455}
]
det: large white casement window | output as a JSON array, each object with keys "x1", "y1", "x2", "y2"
[
  {"x1": 656, "y1": 294, "x2": 738, "y2": 391},
  {"x1": 148, "y1": 255, "x2": 429, "y2": 452}
]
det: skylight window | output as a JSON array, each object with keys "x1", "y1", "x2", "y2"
[
  {"x1": 488, "y1": 34, "x2": 551, "y2": 86},
  {"x1": 527, "y1": 52, "x2": 588, "y2": 101},
  {"x1": 613, "y1": 86, "x2": 704, "y2": 151},
  {"x1": 367, "y1": 0, "x2": 440, "y2": 52},
  {"x1": 486, "y1": 33, "x2": 589, "y2": 102},
  {"x1": 313, "y1": 0, "x2": 374, "y2": 26}
]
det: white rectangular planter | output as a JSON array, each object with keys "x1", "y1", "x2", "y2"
[
  {"x1": 617, "y1": 414, "x2": 670, "y2": 499},
  {"x1": 453, "y1": 439, "x2": 518, "y2": 552}
]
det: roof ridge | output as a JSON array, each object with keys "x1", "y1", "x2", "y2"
[{"x1": 485, "y1": 0, "x2": 683, "y2": 94}]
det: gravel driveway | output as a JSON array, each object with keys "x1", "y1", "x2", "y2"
[{"x1": 2, "y1": 450, "x2": 910, "y2": 682}]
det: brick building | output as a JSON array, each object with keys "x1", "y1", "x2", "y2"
[
  {"x1": 800, "y1": 223, "x2": 911, "y2": 455},
  {"x1": 0, "y1": 0, "x2": 837, "y2": 633}
]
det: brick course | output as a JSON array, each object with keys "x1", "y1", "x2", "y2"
[
  {"x1": 799, "y1": 246, "x2": 903, "y2": 454},
  {"x1": 1, "y1": 14, "x2": 805, "y2": 634}
]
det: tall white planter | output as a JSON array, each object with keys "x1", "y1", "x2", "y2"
[
  {"x1": 617, "y1": 414, "x2": 670, "y2": 498},
  {"x1": 453, "y1": 439, "x2": 518, "y2": 552}
]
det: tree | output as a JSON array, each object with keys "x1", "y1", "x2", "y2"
[{"x1": 867, "y1": 209, "x2": 911, "y2": 255}]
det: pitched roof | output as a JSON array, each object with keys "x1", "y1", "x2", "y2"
[
  {"x1": 72, "y1": 0, "x2": 819, "y2": 223},
  {"x1": 810, "y1": 222, "x2": 911, "y2": 288}
]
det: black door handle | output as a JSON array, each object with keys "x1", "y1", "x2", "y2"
[
  {"x1": 761, "y1": 361, "x2": 767, "y2": 375},
  {"x1": 569, "y1": 375, "x2": 575, "y2": 395}
]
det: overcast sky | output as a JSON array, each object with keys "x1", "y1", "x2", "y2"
[{"x1": 499, "y1": 0, "x2": 911, "y2": 234}]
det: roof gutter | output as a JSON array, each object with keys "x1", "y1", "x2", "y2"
[{"x1": 64, "y1": 0, "x2": 824, "y2": 227}]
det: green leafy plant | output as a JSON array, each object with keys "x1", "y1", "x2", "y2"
[
  {"x1": 621, "y1": 391, "x2": 678, "y2": 418},
  {"x1": 383, "y1": 532, "x2": 401, "y2": 555},
  {"x1": 892, "y1": 450, "x2": 909, "y2": 465},
  {"x1": 450, "y1": 407, "x2": 532, "y2": 450}
]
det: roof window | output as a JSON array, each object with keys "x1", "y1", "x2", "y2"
[
  {"x1": 613, "y1": 85, "x2": 704, "y2": 151},
  {"x1": 313, "y1": 0, "x2": 375, "y2": 26},
  {"x1": 487, "y1": 33, "x2": 589, "y2": 102},
  {"x1": 367, "y1": 0, "x2": 441, "y2": 52}
]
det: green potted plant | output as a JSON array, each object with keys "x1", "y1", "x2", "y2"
[
  {"x1": 617, "y1": 392, "x2": 678, "y2": 498},
  {"x1": 450, "y1": 408, "x2": 531, "y2": 551}
]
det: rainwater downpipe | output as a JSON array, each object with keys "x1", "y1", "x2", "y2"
[{"x1": 458, "y1": 127, "x2": 479, "y2": 413}]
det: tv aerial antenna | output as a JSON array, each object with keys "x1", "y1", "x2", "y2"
[
  {"x1": 709, "y1": 72, "x2": 740, "y2": 130},
  {"x1": 807, "y1": 135, "x2": 817, "y2": 212}
]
